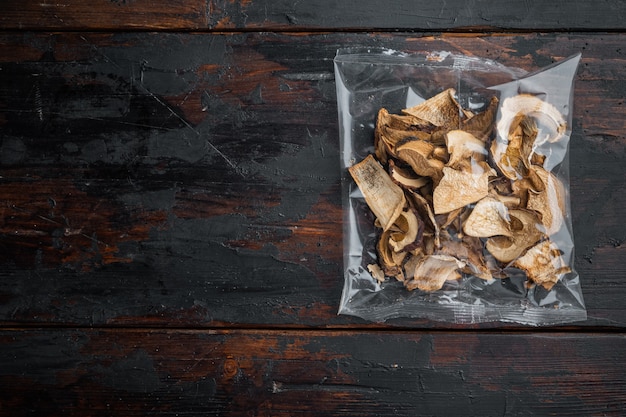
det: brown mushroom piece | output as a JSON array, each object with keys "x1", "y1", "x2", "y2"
[
  {"x1": 526, "y1": 166, "x2": 566, "y2": 236},
  {"x1": 513, "y1": 240, "x2": 571, "y2": 290},
  {"x1": 485, "y1": 209, "x2": 544, "y2": 264},
  {"x1": 388, "y1": 208, "x2": 424, "y2": 253},
  {"x1": 402, "y1": 88, "x2": 464, "y2": 129},
  {"x1": 395, "y1": 139, "x2": 445, "y2": 183},
  {"x1": 348, "y1": 154, "x2": 406, "y2": 231},
  {"x1": 432, "y1": 163, "x2": 496, "y2": 214},
  {"x1": 463, "y1": 196, "x2": 512, "y2": 238},
  {"x1": 376, "y1": 228, "x2": 407, "y2": 278},
  {"x1": 388, "y1": 159, "x2": 430, "y2": 190},
  {"x1": 461, "y1": 96, "x2": 499, "y2": 141},
  {"x1": 445, "y1": 130, "x2": 488, "y2": 170},
  {"x1": 436, "y1": 231, "x2": 493, "y2": 280},
  {"x1": 404, "y1": 254, "x2": 466, "y2": 292},
  {"x1": 375, "y1": 108, "x2": 432, "y2": 163}
]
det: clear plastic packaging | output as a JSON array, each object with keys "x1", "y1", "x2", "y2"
[{"x1": 334, "y1": 49, "x2": 586, "y2": 325}]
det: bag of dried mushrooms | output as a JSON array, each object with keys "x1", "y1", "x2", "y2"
[{"x1": 334, "y1": 49, "x2": 586, "y2": 325}]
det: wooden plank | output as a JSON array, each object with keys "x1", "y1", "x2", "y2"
[
  {"x1": 0, "y1": 328, "x2": 624, "y2": 416},
  {"x1": 1, "y1": 32, "x2": 625, "y2": 328},
  {"x1": 1, "y1": 0, "x2": 626, "y2": 31}
]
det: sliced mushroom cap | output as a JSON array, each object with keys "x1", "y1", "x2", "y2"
[
  {"x1": 377, "y1": 228, "x2": 407, "y2": 277},
  {"x1": 526, "y1": 166, "x2": 566, "y2": 236},
  {"x1": 432, "y1": 164, "x2": 496, "y2": 214},
  {"x1": 375, "y1": 108, "x2": 432, "y2": 163},
  {"x1": 404, "y1": 254, "x2": 466, "y2": 292},
  {"x1": 497, "y1": 94, "x2": 566, "y2": 145},
  {"x1": 445, "y1": 130, "x2": 488, "y2": 169},
  {"x1": 485, "y1": 209, "x2": 544, "y2": 264},
  {"x1": 396, "y1": 140, "x2": 445, "y2": 183},
  {"x1": 463, "y1": 196, "x2": 512, "y2": 238},
  {"x1": 388, "y1": 159, "x2": 430, "y2": 190},
  {"x1": 388, "y1": 208, "x2": 424, "y2": 253},
  {"x1": 402, "y1": 88, "x2": 463, "y2": 128},
  {"x1": 406, "y1": 189, "x2": 440, "y2": 249},
  {"x1": 348, "y1": 154, "x2": 406, "y2": 231},
  {"x1": 512, "y1": 239, "x2": 571, "y2": 290}
]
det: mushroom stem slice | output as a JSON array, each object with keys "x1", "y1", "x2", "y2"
[
  {"x1": 404, "y1": 254, "x2": 466, "y2": 292},
  {"x1": 348, "y1": 154, "x2": 406, "y2": 231},
  {"x1": 513, "y1": 240, "x2": 571, "y2": 290}
]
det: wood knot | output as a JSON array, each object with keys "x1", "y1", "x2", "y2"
[{"x1": 223, "y1": 358, "x2": 239, "y2": 379}]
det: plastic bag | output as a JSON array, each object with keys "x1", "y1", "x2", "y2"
[{"x1": 334, "y1": 48, "x2": 586, "y2": 325}]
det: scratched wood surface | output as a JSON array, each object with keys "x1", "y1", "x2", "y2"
[{"x1": 1, "y1": 1, "x2": 626, "y2": 416}]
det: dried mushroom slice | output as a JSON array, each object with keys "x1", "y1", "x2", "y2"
[
  {"x1": 404, "y1": 254, "x2": 465, "y2": 292},
  {"x1": 402, "y1": 88, "x2": 463, "y2": 129},
  {"x1": 388, "y1": 208, "x2": 424, "y2": 253},
  {"x1": 445, "y1": 130, "x2": 488, "y2": 170},
  {"x1": 463, "y1": 196, "x2": 512, "y2": 238},
  {"x1": 526, "y1": 166, "x2": 566, "y2": 236},
  {"x1": 485, "y1": 209, "x2": 544, "y2": 264},
  {"x1": 395, "y1": 140, "x2": 445, "y2": 183},
  {"x1": 497, "y1": 94, "x2": 566, "y2": 145},
  {"x1": 377, "y1": 229, "x2": 406, "y2": 277},
  {"x1": 436, "y1": 232, "x2": 492, "y2": 280},
  {"x1": 375, "y1": 108, "x2": 432, "y2": 163},
  {"x1": 492, "y1": 94, "x2": 566, "y2": 179},
  {"x1": 388, "y1": 160, "x2": 430, "y2": 190},
  {"x1": 461, "y1": 96, "x2": 499, "y2": 141},
  {"x1": 513, "y1": 240, "x2": 571, "y2": 290},
  {"x1": 348, "y1": 154, "x2": 406, "y2": 231},
  {"x1": 406, "y1": 189, "x2": 440, "y2": 249},
  {"x1": 432, "y1": 164, "x2": 496, "y2": 214}
]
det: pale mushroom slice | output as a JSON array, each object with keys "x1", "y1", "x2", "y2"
[
  {"x1": 432, "y1": 164, "x2": 496, "y2": 214},
  {"x1": 402, "y1": 88, "x2": 463, "y2": 129},
  {"x1": 526, "y1": 166, "x2": 566, "y2": 236},
  {"x1": 491, "y1": 113, "x2": 539, "y2": 180},
  {"x1": 395, "y1": 139, "x2": 445, "y2": 183},
  {"x1": 497, "y1": 94, "x2": 566, "y2": 145},
  {"x1": 348, "y1": 154, "x2": 406, "y2": 231},
  {"x1": 492, "y1": 94, "x2": 566, "y2": 179},
  {"x1": 367, "y1": 263, "x2": 386, "y2": 283},
  {"x1": 513, "y1": 239, "x2": 571, "y2": 290},
  {"x1": 485, "y1": 209, "x2": 544, "y2": 264},
  {"x1": 463, "y1": 196, "x2": 512, "y2": 238},
  {"x1": 404, "y1": 254, "x2": 466, "y2": 292},
  {"x1": 445, "y1": 130, "x2": 488, "y2": 170}
]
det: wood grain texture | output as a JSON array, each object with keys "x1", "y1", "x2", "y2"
[
  {"x1": 0, "y1": 32, "x2": 625, "y2": 328},
  {"x1": 0, "y1": 328, "x2": 624, "y2": 416},
  {"x1": 2, "y1": 0, "x2": 626, "y2": 31}
]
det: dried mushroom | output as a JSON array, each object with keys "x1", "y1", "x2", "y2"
[
  {"x1": 513, "y1": 240, "x2": 571, "y2": 290},
  {"x1": 349, "y1": 89, "x2": 571, "y2": 292},
  {"x1": 432, "y1": 164, "x2": 496, "y2": 214},
  {"x1": 405, "y1": 255, "x2": 465, "y2": 292}
]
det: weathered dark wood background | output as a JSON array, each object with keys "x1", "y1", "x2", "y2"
[{"x1": 1, "y1": 1, "x2": 625, "y2": 416}]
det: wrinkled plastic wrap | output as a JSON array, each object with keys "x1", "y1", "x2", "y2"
[{"x1": 334, "y1": 49, "x2": 586, "y2": 325}]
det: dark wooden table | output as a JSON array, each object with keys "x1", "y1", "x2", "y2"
[{"x1": 1, "y1": 1, "x2": 625, "y2": 415}]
